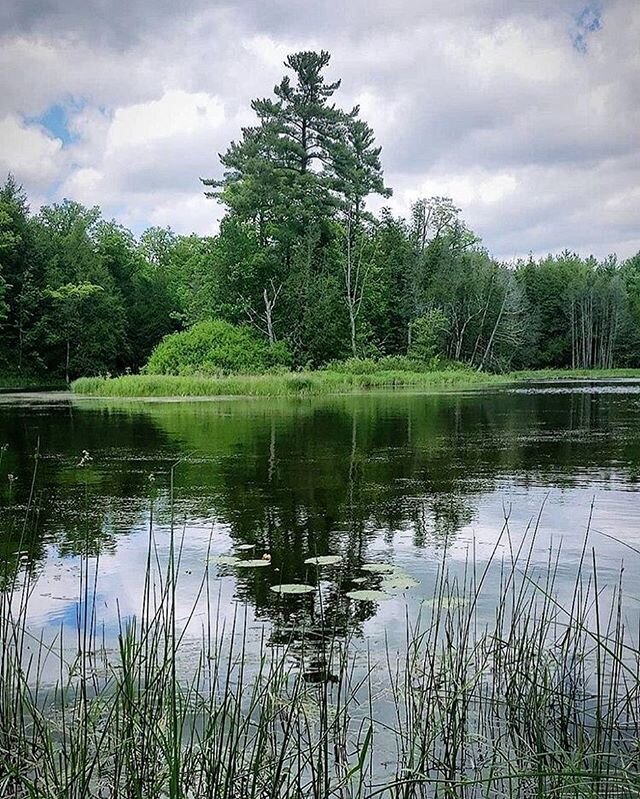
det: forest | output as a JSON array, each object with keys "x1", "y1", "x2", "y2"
[{"x1": 1, "y1": 50, "x2": 639, "y2": 384}]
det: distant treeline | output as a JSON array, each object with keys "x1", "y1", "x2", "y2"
[{"x1": 2, "y1": 51, "x2": 639, "y2": 381}]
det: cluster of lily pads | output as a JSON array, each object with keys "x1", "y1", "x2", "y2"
[{"x1": 208, "y1": 548, "x2": 419, "y2": 601}]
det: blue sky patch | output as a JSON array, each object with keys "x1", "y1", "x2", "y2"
[
  {"x1": 27, "y1": 99, "x2": 85, "y2": 146},
  {"x1": 572, "y1": 6, "x2": 603, "y2": 53}
]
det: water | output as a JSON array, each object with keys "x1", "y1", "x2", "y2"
[{"x1": 2, "y1": 381, "x2": 640, "y2": 661}]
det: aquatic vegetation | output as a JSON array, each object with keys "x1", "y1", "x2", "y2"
[
  {"x1": 360, "y1": 562, "x2": 397, "y2": 574},
  {"x1": 208, "y1": 554, "x2": 240, "y2": 566},
  {"x1": 1, "y1": 489, "x2": 639, "y2": 799},
  {"x1": 304, "y1": 555, "x2": 343, "y2": 566},
  {"x1": 270, "y1": 583, "x2": 316, "y2": 594},
  {"x1": 71, "y1": 368, "x2": 640, "y2": 399},
  {"x1": 346, "y1": 589, "x2": 392, "y2": 601},
  {"x1": 381, "y1": 574, "x2": 419, "y2": 590},
  {"x1": 234, "y1": 558, "x2": 270, "y2": 568}
]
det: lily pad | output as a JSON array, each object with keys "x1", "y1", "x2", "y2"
[
  {"x1": 208, "y1": 555, "x2": 240, "y2": 566},
  {"x1": 235, "y1": 559, "x2": 271, "y2": 568},
  {"x1": 360, "y1": 563, "x2": 397, "y2": 574},
  {"x1": 382, "y1": 575, "x2": 419, "y2": 591},
  {"x1": 235, "y1": 543, "x2": 256, "y2": 551},
  {"x1": 346, "y1": 589, "x2": 391, "y2": 602},
  {"x1": 304, "y1": 555, "x2": 343, "y2": 566},
  {"x1": 270, "y1": 583, "x2": 316, "y2": 595},
  {"x1": 351, "y1": 576, "x2": 368, "y2": 584},
  {"x1": 422, "y1": 596, "x2": 467, "y2": 609}
]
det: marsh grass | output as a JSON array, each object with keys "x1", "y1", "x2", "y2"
[
  {"x1": 1, "y1": 479, "x2": 639, "y2": 797},
  {"x1": 71, "y1": 369, "x2": 509, "y2": 398},
  {"x1": 71, "y1": 368, "x2": 640, "y2": 399}
]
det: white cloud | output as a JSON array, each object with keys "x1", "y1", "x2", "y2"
[
  {"x1": 0, "y1": 0, "x2": 638, "y2": 257},
  {"x1": 58, "y1": 90, "x2": 233, "y2": 233},
  {"x1": 0, "y1": 114, "x2": 63, "y2": 186},
  {"x1": 106, "y1": 90, "x2": 225, "y2": 152}
]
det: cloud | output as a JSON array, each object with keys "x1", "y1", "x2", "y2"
[
  {"x1": 0, "y1": 114, "x2": 64, "y2": 187},
  {"x1": 58, "y1": 90, "x2": 234, "y2": 234},
  {"x1": 0, "y1": 0, "x2": 638, "y2": 257}
]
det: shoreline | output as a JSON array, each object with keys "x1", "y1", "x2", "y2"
[{"x1": 69, "y1": 367, "x2": 640, "y2": 399}]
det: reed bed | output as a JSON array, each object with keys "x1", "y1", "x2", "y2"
[
  {"x1": 71, "y1": 369, "x2": 509, "y2": 398},
  {"x1": 70, "y1": 368, "x2": 640, "y2": 399},
  {"x1": 1, "y1": 491, "x2": 639, "y2": 797}
]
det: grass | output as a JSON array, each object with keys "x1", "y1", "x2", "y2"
[
  {"x1": 2, "y1": 466, "x2": 639, "y2": 797},
  {"x1": 70, "y1": 366, "x2": 640, "y2": 399},
  {"x1": 512, "y1": 367, "x2": 640, "y2": 381},
  {"x1": 71, "y1": 368, "x2": 509, "y2": 398}
]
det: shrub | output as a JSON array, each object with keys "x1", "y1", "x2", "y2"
[
  {"x1": 324, "y1": 355, "x2": 444, "y2": 374},
  {"x1": 409, "y1": 309, "x2": 449, "y2": 361},
  {"x1": 144, "y1": 320, "x2": 291, "y2": 376}
]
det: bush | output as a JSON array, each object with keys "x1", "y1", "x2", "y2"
[
  {"x1": 324, "y1": 355, "x2": 443, "y2": 374},
  {"x1": 409, "y1": 309, "x2": 449, "y2": 361},
  {"x1": 144, "y1": 320, "x2": 291, "y2": 376}
]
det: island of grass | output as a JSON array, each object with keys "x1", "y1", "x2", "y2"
[
  {"x1": 68, "y1": 320, "x2": 640, "y2": 398},
  {"x1": 71, "y1": 365, "x2": 640, "y2": 399}
]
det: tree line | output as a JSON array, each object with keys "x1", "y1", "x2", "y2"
[{"x1": 1, "y1": 50, "x2": 639, "y2": 381}]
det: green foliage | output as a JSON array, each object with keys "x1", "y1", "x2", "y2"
[
  {"x1": 2, "y1": 50, "x2": 640, "y2": 382},
  {"x1": 144, "y1": 320, "x2": 292, "y2": 376},
  {"x1": 409, "y1": 309, "x2": 449, "y2": 361},
  {"x1": 326, "y1": 355, "x2": 447, "y2": 374},
  {"x1": 72, "y1": 364, "x2": 510, "y2": 398}
]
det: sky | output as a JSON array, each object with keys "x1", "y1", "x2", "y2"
[{"x1": 0, "y1": 0, "x2": 638, "y2": 261}]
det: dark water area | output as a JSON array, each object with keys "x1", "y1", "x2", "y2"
[{"x1": 1, "y1": 382, "x2": 640, "y2": 661}]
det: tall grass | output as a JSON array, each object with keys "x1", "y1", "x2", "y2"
[
  {"x1": 1, "y1": 480, "x2": 639, "y2": 797},
  {"x1": 71, "y1": 367, "x2": 640, "y2": 399},
  {"x1": 71, "y1": 369, "x2": 510, "y2": 398}
]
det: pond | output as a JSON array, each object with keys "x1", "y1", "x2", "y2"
[{"x1": 2, "y1": 380, "x2": 639, "y2": 663}]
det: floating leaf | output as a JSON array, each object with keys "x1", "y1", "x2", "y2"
[
  {"x1": 360, "y1": 563, "x2": 397, "y2": 574},
  {"x1": 346, "y1": 589, "x2": 391, "y2": 602},
  {"x1": 235, "y1": 559, "x2": 271, "y2": 568},
  {"x1": 382, "y1": 575, "x2": 419, "y2": 591},
  {"x1": 351, "y1": 577, "x2": 368, "y2": 584},
  {"x1": 304, "y1": 555, "x2": 343, "y2": 566},
  {"x1": 270, "y1": 583, "x2": 316, "y2": 595},
  {"x1": 422, "y1": 596, "x2": 467, "y2": 609},
  {"x1": 208, "y1": 555, "x2": 240, "y2": 566},
  {"x1": 235, "y1": 543, "x2": 256, "y2": 551}
]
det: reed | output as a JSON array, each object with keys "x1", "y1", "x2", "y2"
[
  {"x1": 71, "y1": 367, "x2": 640, "y2": 399},
  {"x1": 71, "y1": 369, "x2": 509, "y2": 398},
  {"x1": 1, "y1": 480, "x2": 638, "y2": 797}
]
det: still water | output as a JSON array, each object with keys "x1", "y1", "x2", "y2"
[{"x1": 2, "y1": 382, "x2": 640, "y2": 663}]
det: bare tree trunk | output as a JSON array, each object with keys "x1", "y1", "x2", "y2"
[
  {"x1": 264, "y1": 287, "x2": 276, "y2": 345},
  {"x1": 349, "y1": 307, "x2": 357, "y2": 358},
  {"x1": 470, "y1": 279, "x2": 495, "y2": 368},
  {"x1": 243, "y1": 279, "x2": 282, "y2": 344},
  {"x1": 478, "y1": 289, "x2": 508, "y2": 371},
  {"x1": 342, "y1": 214, "x2": 374, "y2": 359}
]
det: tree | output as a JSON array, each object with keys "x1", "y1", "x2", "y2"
[
  {"x1": 203, "y1": 50, "x2": 389, "y2": 359},
  {"x1": 0, "y1": 176, "x2": 43, "y2": 372},
  {"x1": 46, "y1": 282, "x2": 104, "y2": 383},
  {"x1": 409, "y1": 310, "x2": 449, "y2": 362},
  {"x1": 333, "y1": 117, "x2": 390, "y2": 357}
]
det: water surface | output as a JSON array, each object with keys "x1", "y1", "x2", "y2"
[{"x1": 2, "y1": 382, "x2": 639, "y2": 664}]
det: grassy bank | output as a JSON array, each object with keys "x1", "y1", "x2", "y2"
[
  {"x1": 2, "y1": 493, "x2": 638, "y2": 797},
  {"x1": 71, "y1": 366, "x2": 640, "y2": 398},
  {"x1": 512, "y1": 366, "x2": 640, "y2": 381}
]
